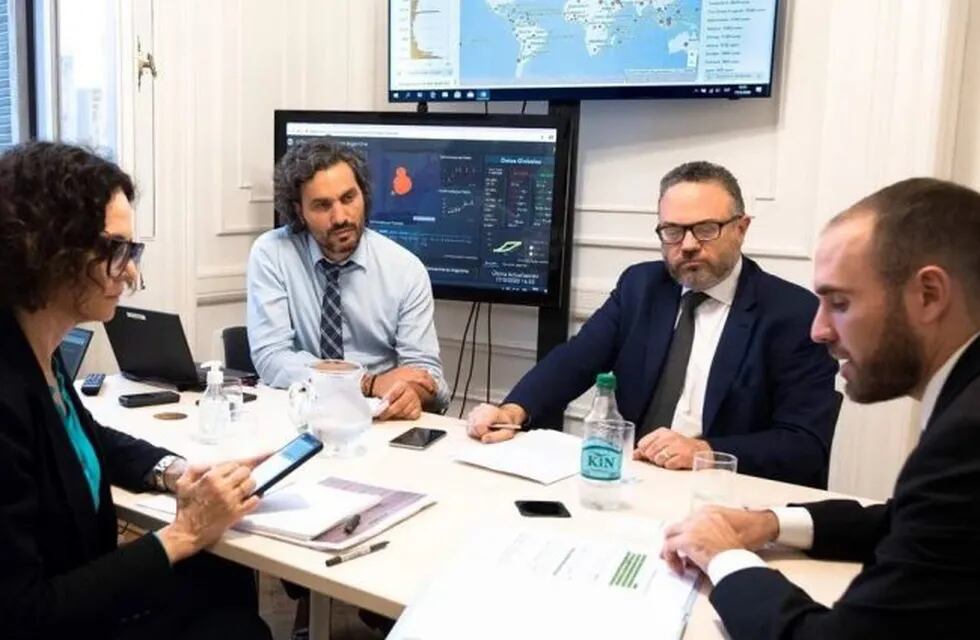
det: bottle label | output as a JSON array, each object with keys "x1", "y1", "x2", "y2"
[{"x1": 580, "y1": 437, "x2": 622, "y2": 482}]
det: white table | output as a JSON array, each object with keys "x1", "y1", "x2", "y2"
[{"x1": 82, "y1": 375, "x2": 862, "y2": 639}]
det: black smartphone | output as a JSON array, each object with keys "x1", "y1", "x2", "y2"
[
  {"x1": 389, "y1": 427, "x2": 447, "y2": 450},
  {"x1": 249, "y1": 432, "x2": 324, "y2": 498},
  {"x1": 118, "y1": 391, "x2": 180, "y2": 408},
  {"x1": 515, "y1": 500, "x2": 571, "y2": 518}
]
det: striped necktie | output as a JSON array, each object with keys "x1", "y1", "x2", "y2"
[{"x1": 318, "y1": 260, "x2": 347, "y2": 360}]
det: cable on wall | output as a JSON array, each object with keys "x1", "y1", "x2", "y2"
[
  {"x1": 458, "y1": 303, "x2": 481, "y2": 418},
  {"x1": 486, "y1": 303, "x2": 492, "y2": 403},
  {"x1": 449, "y1": 302, "x2": 478, "y2": 404}
]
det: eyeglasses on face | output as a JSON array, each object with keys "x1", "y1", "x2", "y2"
[
  {"x1": 99, "y1": 236, "x2": 146, "y2": 289},
  {"x1": 655, "y1": 216, "x2": 742, "y2": 245}
]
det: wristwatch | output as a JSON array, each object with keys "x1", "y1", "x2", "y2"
[{"x1": 150, "y1": 455, "x2": 182, "y2": 492}]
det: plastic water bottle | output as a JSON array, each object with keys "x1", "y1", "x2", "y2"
[
  {"x1": 584, "y1": 372, "x2": 623, "y2": 425},
  {"x1": 196, "y1": 361, "x2": 230, "y2": 444},
  {"x1": 579, "y1": 372, "x2": 634, "y2": 510}
]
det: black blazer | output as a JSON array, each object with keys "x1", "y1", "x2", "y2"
[
  {"x1": 0, "y1": 310, "x2": 180, "y2": 638},
  {"x1": 505, "y1": 258, "x2": 839, "y2": 487},
  {"x1": 710, "y1": 336, "x2": 980, "y2": 638}
]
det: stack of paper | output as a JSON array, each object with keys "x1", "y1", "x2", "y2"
[
  {"x1": 454, "y1": 429, "x2": 582, "y2": 484},
  {"x1": 236, "y1": 483, "x2": 381, "y2": 540},
  {"x1": 137, "y1": 476, "x2": 434, "y2": 551},
  {"x1": 389, "y1": 524, "x2": 700, "y2": 640}
]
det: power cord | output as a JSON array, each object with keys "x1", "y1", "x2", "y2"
[
  {"x1": 486, "y1": 303, "x2": 492, "y2": 403},
  {"x1": 450, "y1": 302, "x2": 478, "y2": 403},
  {"x1": 459, "y1": 303, "x2": 481, "y2": 418}
]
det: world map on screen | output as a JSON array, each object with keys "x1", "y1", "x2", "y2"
[{"x1": 460, "y1": 0, "x2": 702, "y2": 85}]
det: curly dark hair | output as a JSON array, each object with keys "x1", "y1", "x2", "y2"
[
  {"x1": 274, "y1": 139, "x2": 373, "y2": 233},
  {"x1": 0, "y1": 141, "x2": 135, "y2": 311}
]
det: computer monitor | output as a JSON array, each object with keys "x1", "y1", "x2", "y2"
[
  {"x1": 388, "y1": 0, "x2": 780, "y2": 103},
  {"x1": 274, "y1": 110, "x2": 573, "y2": 308},
  {"x1": 58, "y1": 327, "x2": 94, "y2": 380}
]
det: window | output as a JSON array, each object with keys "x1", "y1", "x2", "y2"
[
  {"x1": 0, "y1": 0, "x2": 30, "y2": 150},
  {"x1": 56, "y1": 0, "x2": 119, "y2": 157}
]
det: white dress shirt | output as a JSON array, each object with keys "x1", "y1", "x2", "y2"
[
  {"x1": 671, "y1": 258, "x2": 743, "y2": 437},
  {"x1": 706, "y1": 331, "x2": 980, "y2": 586}
]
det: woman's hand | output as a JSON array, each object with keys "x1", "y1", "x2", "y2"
[{"x1": 155, "y1": 460, "x2": 262, "y2": 563}]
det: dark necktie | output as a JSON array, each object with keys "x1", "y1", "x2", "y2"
[
  {"x1": 639, "y1": 291, "x2": 710, "y2": 438},
  {"x1": 318, "y1": 260, "x2": 346, "y2": 360}
]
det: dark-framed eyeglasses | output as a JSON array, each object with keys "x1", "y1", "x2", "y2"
[
  {"x1": 99, "y1": 236, "x2": 146, "y2": 288},
  {"x1": 655, "y1": 216, "x2": 743, "y2": 245}
]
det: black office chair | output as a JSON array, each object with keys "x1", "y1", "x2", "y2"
[{"x1": 222, "y1": 326, "x2": 256, "y2": 375}]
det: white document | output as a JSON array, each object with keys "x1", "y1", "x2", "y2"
[
  {"x1": 236, "y1": 483, "x2": 381, "y2": 540},
  {"x1": 136, "y1": 482, "x2": 381, "y2": 541},
  {"x1": 454, "y1": 429, "x2": 582, "y2": 484},
  {"x1": 389, "y1": 523, "x2": 700, "y2": 640}
]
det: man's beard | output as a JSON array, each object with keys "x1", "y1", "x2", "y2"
[
  {"x1": 316, "y1": 222, "x2": 362, "y2": 259},
  {"x1": 844, "y1": 296, "x2": 923, "y2": 404},
  {"x1": 666, "y1": 251, "x2": 737, "y2": 291}
]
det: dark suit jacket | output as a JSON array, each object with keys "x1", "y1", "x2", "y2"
[
  {"x1": 711, "y1": 336, "x2": 980, "y2": 639},
  {"x1": 505, "y1": 258, "x2": 839, "y2": 487},
  {"x1": 0, "y1": 310, "x2": 179, "y2": 638}
]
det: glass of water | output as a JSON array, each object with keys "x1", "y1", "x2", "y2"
[
  {"x1": 222, "y1": 377, "x2": 245, "y2": 421},
  {"x1": 690, "y1": 451, "x2": 738, "y2": 513}
]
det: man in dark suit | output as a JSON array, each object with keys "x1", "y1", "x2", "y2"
[
  {"x1": 467, "y1": 161, "x2": 839, "y2": 488},
  {"x1": 661, "y1": 177, "x2": 980, "y2": 638}
]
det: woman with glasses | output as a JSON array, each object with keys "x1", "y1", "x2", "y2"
[{"x1": 0, "y1": 142, "x2": 271, "y2": 639}]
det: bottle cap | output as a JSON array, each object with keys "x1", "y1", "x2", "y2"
[
  {"x1": 201, "y1": 360, "x2": 224, "y2": 386},
  {"x1": 595, "y1": 372, "x2": 616, "y2": 391}
]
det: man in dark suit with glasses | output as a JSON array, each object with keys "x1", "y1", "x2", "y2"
[{"x1": 467, "y1": 161, "x2": 839, "y2": 488}]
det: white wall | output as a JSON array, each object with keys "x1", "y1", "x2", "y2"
[
  {"x1": 954, "y1": 1, "x2": 980, "y2": 190},
  {"x1": 147, "y1": 0, "x2": 971, "y2": 499}
]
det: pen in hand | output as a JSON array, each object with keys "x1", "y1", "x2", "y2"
[{"x1": 325, "y1": 540, "x2": 389, "y2": 567}]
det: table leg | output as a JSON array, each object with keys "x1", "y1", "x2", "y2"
[{"x1": 309, "y1": 593, "x2": 332, "y2": 640}]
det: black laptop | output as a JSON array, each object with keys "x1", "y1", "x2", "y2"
[
  {"x1": 104, "y1": 306, "x2": 257, "y2": 391},
  {"x1": 57, "y1": 327, "x2": 94, "y2": 380}
]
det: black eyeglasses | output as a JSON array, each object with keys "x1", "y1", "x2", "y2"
[
  {"x1": 655, "y1": 216, "x2": 742, "y2": 245},
  {"x1": 99, "y1": 236, "x2": 146, "y2": 289}
]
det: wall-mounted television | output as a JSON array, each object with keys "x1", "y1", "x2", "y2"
[
  {"x1": 388, "y1": 0, "x2": 780, "y2": 103},
  {"x1": 274, "y1": 110, "x2": 574, "y2": 308}
]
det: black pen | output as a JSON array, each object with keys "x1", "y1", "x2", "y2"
[
  {"x1": 325, "y1": 541, "x2": 389, "y2": 567},
  {"x1": 343, "y1": 513, "x2": 361, "y2": 535}
]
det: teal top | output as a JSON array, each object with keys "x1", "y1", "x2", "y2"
[{"x1": 51, "y1": 368, "x2": 101, "y2": 510}]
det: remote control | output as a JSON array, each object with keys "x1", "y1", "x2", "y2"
[{"x1": 80, "y1": 373, "x2": 105, "y2": 396}]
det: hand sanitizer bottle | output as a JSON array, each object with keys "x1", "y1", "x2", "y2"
[{"x1": 197, "y1": 361, "x2": 229, "y2": 444}]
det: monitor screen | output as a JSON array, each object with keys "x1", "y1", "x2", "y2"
[
  {"x1": 58, "y1": 327, "x2": 93, "y2": 380},
  {"x1": 274, "y1": 111, "x2": 573, "y2": 307},
  {"x1": 388, "y1": 0, "x2": 780, "y2": 103}
]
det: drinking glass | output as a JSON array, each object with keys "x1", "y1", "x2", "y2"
[
  {"x1": 690, "y1": 451, "x2": 738, "y2": 513},
  {"x1": 222, "y1": 377, "x2": 245, "y2": 422}
]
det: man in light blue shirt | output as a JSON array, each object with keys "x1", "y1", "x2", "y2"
[{"x1": 246, "y1": 140, "x2": 449, "y2": 419}]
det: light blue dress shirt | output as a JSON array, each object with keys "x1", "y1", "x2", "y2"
[{"x1": 246, "y1": 226, "x2": 449, "y2": 410}]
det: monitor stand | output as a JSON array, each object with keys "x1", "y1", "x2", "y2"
[{"x1": 534, "y1": 99, "x2": 581, "y2": 430}]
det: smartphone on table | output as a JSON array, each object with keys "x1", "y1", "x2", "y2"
[
  {"x1": 249, "y1": 432, "x2": 323, "y2": 497},
  {"x1": 515, "y1": 500, "x2": 571, "y2": 518},
  {"x1": 118, "y1": 391, "x2": 180, "y2": 408},
  {"x1": 389, "y1": 427, "x2": 447, "y2": 450}
]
